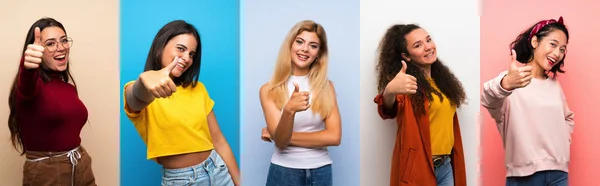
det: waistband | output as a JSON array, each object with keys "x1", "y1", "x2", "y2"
[
  {"x1": 26, "y1": 146, "x2": 83, "y2": 164},
  {"x1": 162, "y1": 150, "x2": 219, "y2": 175},
  {"x1": 25, "y1": 146, "x2": 84, "y2": 186}
]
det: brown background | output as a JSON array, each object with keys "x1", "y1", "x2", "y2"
[{"x1": 0, "y1": 0, "x2": 120, "y2": 185}]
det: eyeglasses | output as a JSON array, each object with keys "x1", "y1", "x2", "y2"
[{"x1": 44, "y1": 37, "x2": 73, "y2": 53}]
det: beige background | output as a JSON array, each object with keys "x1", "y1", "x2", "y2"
[{"x1": 0, "y1": 1, "x2": 120, "y2": 185}]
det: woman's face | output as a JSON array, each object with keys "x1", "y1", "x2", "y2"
[
  {"x1": 402, "y1": 28, "x2": 437, "y2": 66},
  {"x1": 161, "y1": 33, "x2": 197, "y2": 77},
  {"x1": 531, "y1": 29, "x2": 567, "y2": 71},
  {"x1": 290, "y1": 31, "x2": 321, "y2": 70},
  {"x1": 40, "y1": 26, "x2": 71, "y2": 72}
]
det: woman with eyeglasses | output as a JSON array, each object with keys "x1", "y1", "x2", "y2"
[{"x1": 7, "y1": 17, "x2": 96, "y2": 186}]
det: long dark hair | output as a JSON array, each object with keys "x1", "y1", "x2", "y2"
[
  {"x1": 510, "y1": 20, "x2": 569, "y2": 78},
  {"x1": 8, "y1": 17, "x2": 78, "y2": 155},
  {"x1": 376, "y1": 24, "x2": 466, "y2": 115},
  {"x1": 144, "y1": 20, "x2": 202, "y2": 88}
]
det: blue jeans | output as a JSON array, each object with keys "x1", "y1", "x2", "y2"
[
  {"x1": 435, "y1": 157, "x2": 454, "y2": 186},
  {"x1": 506, "y1": 170, "x2": 568, "y2": 186},
  {"x1": 266, "y1": 163, "x2": 332, "y2": 186},
  {"x1": 161, "y1": 150, "x2": 233, "y2": 186}
]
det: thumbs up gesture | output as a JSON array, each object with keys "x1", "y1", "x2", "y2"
[
  {"x1": 501, "y1": 50, "x2": 533, "y2": 91},
  {"x1": 139, "y1": 56, "x2": 180, "y2": 98},
  {"x1": 24, "y1": 27, "x2": 45, "y2": 69},
  {"x1": 284, "y1": 82, "x2": 311, "y2": 114},
  {"x1": 385, "y1": 60, "x2": 418, "y2": 95}
]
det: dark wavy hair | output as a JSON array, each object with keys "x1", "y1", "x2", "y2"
[
  {"x1": 376, "y1": 24, "x2": 466, "y2": 115},
  {"x1": 144, "y1": 20, "x2": 202, "y2": 88},
  {"x1": 510, "y1": 21, "x2": 569, "y2": 78},
  {"x1": 8, "y1": 17, "x2": 78, "y2": 155}
]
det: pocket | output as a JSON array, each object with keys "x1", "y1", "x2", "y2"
[
  {"x1": 77, "y1": 152, "x2": 97, "y2": 186},
  {"x1": 400, "y1": 148, "x2": 417, "y2": 183},
  {"x1": 161, "y1": 176, "x2": 192, "y2": 186},
  {"x1": 211, "y1": 153, "x2": 234, "y2": 185},
  {"x1": 212, "y1": 153, "x2": 229, "y2": 172},
  {"x1": 22, "y1": 161, "x2": 40, "y2": 186}
]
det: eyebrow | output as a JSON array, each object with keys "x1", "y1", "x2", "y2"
[
  {"x1": 412, "y1": 35, "x2": 431, "y2": 46},
  {"x1": 296, "y1": 36, "x2": 320, "y2": 46},
  {"x1": 44, "y1": 35, "x2": 67, "y2": 43}
]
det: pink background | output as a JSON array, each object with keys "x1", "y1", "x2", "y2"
[{"x1": 481, "y1": 0, "x2": 600, "y2": 185}]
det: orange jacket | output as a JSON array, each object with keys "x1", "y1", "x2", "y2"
[{"x1": 374, "y1": 94, "x2": 467, "y2": 186}]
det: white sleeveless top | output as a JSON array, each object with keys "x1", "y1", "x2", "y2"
[{"x1": 270, "y1": 75, "x2": 333, "y2": 169}]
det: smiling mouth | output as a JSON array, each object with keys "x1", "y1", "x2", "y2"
[
  {"x1": 547, "y1": 56, "x2": 557, "y2": 65},
  {"x1": 54, "y1": 54, "x2": 66, "y2": 61},
  {"x1": 297, "y1": 53, "x2": 309, "y2": 61},
  {"x1": 177, "y1": 62, "x2": 186, "y2": 69},
  {"x1": 424, "y1": 51, "x2": 435, "y2": 58}
]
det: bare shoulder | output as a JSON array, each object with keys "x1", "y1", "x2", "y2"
[
  {"x1": 259, "y1": 83, "x2": 271, "y2": 101},
  {"x1": 328, "y1": 80, "x2": 337, "y2": 94}
]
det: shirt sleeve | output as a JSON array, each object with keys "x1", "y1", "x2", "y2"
[
  {"x1": 374, "y1": 93, "x2": 405, "y2": 119},
  {"x1": 123, "y1": 81, "x2": 145, "y2": 122},
  {"x1": 557, "y1": 81, "x2": 575, "y2": 141},
  {"x1": 197, "y1": 82, "x2": 215, "y2": 116},
  {"x1": 481, "y1": 71, "x2": 513, "y2": 126},
  {"x1": 16, "y1": 56, "x2": 42, "y2": 100}
]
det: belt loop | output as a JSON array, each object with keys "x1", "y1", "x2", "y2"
[
  {"x1": 305, "y1": 169, "x2": 311, "y2": 183},
  {"x1": 192, "y1": 166, "x2": 197, "y2": 182},
  {"x1": 209, "y1": 150, "x2": 217, "y2": 169}
]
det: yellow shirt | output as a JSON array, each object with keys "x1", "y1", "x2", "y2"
[
  {"x1": 123, "y1": 81, "x2": 215, "y2": 159},
  {"x1": 427, "y1": 78, "x2": 456, "y2": 155}
]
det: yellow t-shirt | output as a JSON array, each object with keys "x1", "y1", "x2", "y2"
[
  {"x1": 427, "y1": 78, "x2": 456, "y2": 155},
  {"x1": 123, "y1": 81, "x2": 215, "y2": 159}
]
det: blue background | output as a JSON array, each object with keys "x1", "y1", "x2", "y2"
[
  {"x1": 240, "y1": 0, "x2": 360, "y2": 185},
  {"x1": 120, "y1": 0, "x2": 240, "y2": 185}
]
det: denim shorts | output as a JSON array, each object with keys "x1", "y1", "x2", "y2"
[
  {"x1": 161, "y1": 150, "x2": 233, "y2": 186},
  {"x1": 266, "y1": 163, "x2": 332, "y2": 186}
]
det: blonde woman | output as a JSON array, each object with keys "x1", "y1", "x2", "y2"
[{"x1": 259, "y1": 20, "x2": 342, "y2": 186}]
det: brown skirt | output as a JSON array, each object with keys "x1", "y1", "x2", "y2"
[{"x1": 23, "y1": 146, "x2": 96, "y2": 186}]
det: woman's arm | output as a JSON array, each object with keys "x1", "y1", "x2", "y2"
[
  {"x1": 374, "y1": 91, "x2": 403, "y2": 120},
  {"x1": 287, "y1": 82, "x2": 341, "y2": 148},
  {"x1": 124, "y1": 80, "x2": 155, "y2": 112},
  {"x1": 481, "y1": 72, "x2": 513, "y2": 124},
  {"x1": 259, "y1": 84, "x2": 297, "y2": 149},
  {"x1": 565, "y1": 102, "x2": 575, "y2": 145},
  {"x1": 17, "y1": 57, "x2": 42, "y2": 99},
  {"x1": 564, "y1": 105, "x2": 574, "y2": 134},
  {"x1": 558, "y1": 83, "x2": 574, "y2": 136},
  {"x1": 18, "y1": 28, "x2": 46, "y2": 99},
  {"x1": 382, "y1": 86, "x2": 398, "y2": 110},
  {"x1": 207, "y1": 111, "x2": 240, "y2": 185},
  {"x1": 125, "y1": 56, "x2": 180, "y2": 112},
  {"x1": 375, "y1": 61, "x2": 416, "y2": 118}
]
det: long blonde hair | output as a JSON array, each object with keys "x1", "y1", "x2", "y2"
[{"x1": 267, "y1": 20, "x2": 333, "y2": 119}]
